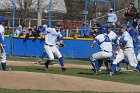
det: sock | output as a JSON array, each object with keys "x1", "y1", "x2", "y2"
[
  {"x1": 122, "y1": 59, "x2": 129, "y2": 65},
  {"x1": 91, "y1": 61, "x2": 95, "y2": 70},
  {"x1": 94, "y1": 60, "x2": 99, "y2": 71},
  {"x1": 1, "y1": 63, "x2": 6, "y2": 71},
  {"x1": 58, "y1": 57, "x2": 64, "y2": 68},
  {"x1": 117, "y1": 63, "x2": 120, "y2": 68},
  {"x1": 98, "y1": 60, "x2": 103, "y2": 68},
  {"x1": 104, "y1": 61, "x2": 109, "y2": 69},
  {"x1": 112, "y1": 64, "x2": 117, "y2": 75},
  {"x1": 136, "y1": 64, "x2": 140, "y2": 71}
]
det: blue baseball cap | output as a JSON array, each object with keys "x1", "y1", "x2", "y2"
[
  {"x1": 127, "y1": 24, "x2": 133, "y2": 28},
  {"x1": 100, "y1": 26, "x2": 107, "y2": 33},
  {"x1": 120, "y1": 24, "x2": 127, "y2": 29},
  {"x1": 55, "y1": 22, "x2": 61, "y2": 27},
  {"x1": 0, "y1": 16, "x2": 6, "y2": 22}
]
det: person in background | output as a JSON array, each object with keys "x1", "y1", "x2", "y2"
[
  {"x1": 136, "y1": 20, "x2": 140, "y2": 30},
  {"x1": 137, "y1": 26, "x2": 140, "y2": 45},
  {"x1": 136, "y1": 8, "x2": 140, "y2": 19},
  {"x1": 80, "y1": 21, "x2": 92, "y2": 38},
  {"x1": 124, "y1": 2, "x2": 137, "y2": 23},
  {"x1": 22, "y1": 27, "x2": 28, "y2": 36},
  {"x1": 60, "y1": 27, "x2": 66, "y2": 37},
  {"x1": 107, "y1": 8, "x2": 117, "y2": 27},
  {"x1": 14, "y1": 25, "x2": 22, "y2": 36},
  {"x1": 115, "y1": 21, "x2": 121, "y2": 28}
]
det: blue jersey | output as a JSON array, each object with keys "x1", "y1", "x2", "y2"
[
  {"x1": 128, "y1": 29, "x2": 137, "y2": 42},
  {"x1": 80, "y1": 24, "x2": 92, "y2": 37}
]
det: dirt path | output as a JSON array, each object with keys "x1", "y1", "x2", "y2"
[
  {"x1": 7, "y1": 61, "x2": 92, "y2": 69},
  {"x1": 0, "y1": 71, "x2": 140, "y2": 92}
]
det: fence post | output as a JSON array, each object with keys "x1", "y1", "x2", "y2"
[{"x1": 66, "y1": 29, "x2": 69, "y2": 37}]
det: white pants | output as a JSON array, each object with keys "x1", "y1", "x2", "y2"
[
  {"x1": 44, "y1": 45, "x2": 62, "y2": 60},
  {"x1": 90, "y1": 51, "x2": 112, "y2": 61},
  {"x1": 137, "y1": 53, "x2": 140, "y2": 61},
  {"x1": 113, "y1": 48, "x2": 138, "y2": 68}
]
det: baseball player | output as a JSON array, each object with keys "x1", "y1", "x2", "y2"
[
  {"x1": 110, "y1": 25, "x2": 140, "y2": 76},
  {"x1": 90, "y1": 26, "x2": 116, "y2": 74},
  {"x1": 38, "y1": 25, "x2": 64, "y2": 64},
  {"x1": 97, "y1": 26, "x2": 117, "y2": 72},
  {"x1": 115, "y1": 24, "x2": 139, "y2": 71},
  {"x1": 0, "y1": 16, "x2": 6, "y2": 71},
  {"x1": 40, "y1": 22, "x2": 67, "y2": 71}
]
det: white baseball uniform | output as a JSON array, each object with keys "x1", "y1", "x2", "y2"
[
  {"x1": 0, "y1": 25, "x2": 6, "y2": 64},
  {"x1": 137, "y1": 52, "x2": 140, "y2": 61},
  {"x1": 113, "y1": 31, "x2": 138, "y2": 68},
  {"x1": 90, "y1": 31, "x2": 116, "y2": 61},
  {"x1": 44, "y1": 27, "x2": 62, "y2": 60}
]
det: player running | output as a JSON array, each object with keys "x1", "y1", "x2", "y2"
[
  {"x1": 40, "y1": 22, "x2": 67, "y2": 71},
  {"x1": 110, "y1": 25, "x2": 140, "y2": 76}
]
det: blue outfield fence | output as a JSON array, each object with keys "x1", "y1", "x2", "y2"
[{"x1": 4, "y1": 36, "x2": 100, "y2": 58}]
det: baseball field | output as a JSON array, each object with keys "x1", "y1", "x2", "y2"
[{"x1": 0, "y1": 57, "x2": 140, "y2": 93}]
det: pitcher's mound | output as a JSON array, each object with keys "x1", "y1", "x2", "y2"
[{"x1": 0, "y1": 71, "x2": 140, "y2": 92}]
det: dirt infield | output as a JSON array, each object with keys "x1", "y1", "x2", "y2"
[
  {"x1": 0, "y1": 71, "x2": 140, "y2": 92},
  {"x1": 0, "y1": 61, "x2": 139, "y2": 92},
  {"x1": 7, "y1": 61, "x2": 92, "y2": 69}
]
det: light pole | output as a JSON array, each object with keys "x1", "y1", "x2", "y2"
[
  {"x1": 48, "y1": 0, "x2": 52, "y2": 27},
  {"x1": 12, "y1": 0, "x2": 16, "y2": 37},
  {"x1": 114, "y1": 0, "x2": 116, "y2": 13},
  {"x1": 84, "y1": 0, "x2": 88, "y2": 22},
  {"x1": 37, "y1": 0, "x2": 42, "y2": 27}
]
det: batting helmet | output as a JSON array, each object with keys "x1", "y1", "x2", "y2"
[{"x1": 100, "y1": 26, "x2": 107, "y2": 33}]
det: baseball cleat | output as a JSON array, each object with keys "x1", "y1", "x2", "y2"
[
  {"x1": 126, "y1": 64, "x2": 130, "y2": 70},
  {"x1": 38, "y1": 59, "x2": 42, "y2": 63},
  {"x1": 109, "y1": 72, "x2": 114, "y2": 76},
  {"x1": 62, "y1": 67, "x2": 68, "y2": 71},
  {"x1": 45, "y1": 62, "x2": 49, "y2": 71},
  {"x1": 93, "y1": 69, "x2": 99, "y2": 75}
]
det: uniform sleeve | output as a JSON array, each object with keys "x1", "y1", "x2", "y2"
[
  {"x1": 45, "y1": 28, "x2": 52, "y2": 33},
  {"x1": 123, "y1": 33, "x2": 131, "y2": 41},
  {"x1": 44, "y1": 28, "x2": 52, "y2": 35},
  {"x1": 94, "y1": 35, "x2": 100, "y2": 42}
]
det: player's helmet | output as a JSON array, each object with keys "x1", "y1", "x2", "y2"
[
  {"x1": 100, "y1": 26, "x2": 107, "y2": 33},
  {"x1": 120, "y1": 24, "x2": 127, "y2": 29},
  {"x1": 55, "y1": 22, "x2": 61, "y2": 27}
]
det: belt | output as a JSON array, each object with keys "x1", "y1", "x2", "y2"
[
  {"x1": 125, "y1": 47, "x2": 133, "y2": 49},
  {"x1": 102, "y1": 50, "x2": 111, "y2": 53},
  {"x1": 45, "y1": 44, "x2": 54, "y2": 47}
]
